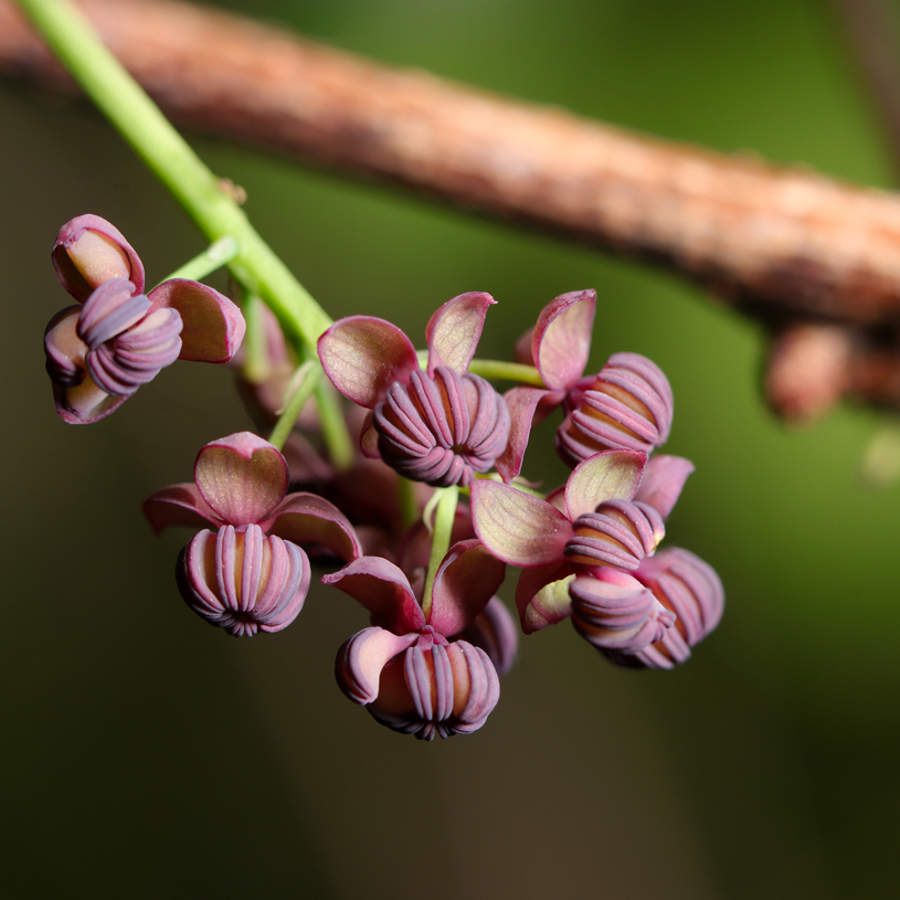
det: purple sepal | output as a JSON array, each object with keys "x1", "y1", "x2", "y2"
[
  {"x1": 179, "y1": 524, "x2": 310, "y2": 637},
  {"x1": 494, "y1": 386, "x2": 548, "y2": 482},
  {"x1": 268, "y1": 491, "x2": 362, "y2": 562},
  {"x1": 425, "y1": 291, "x2": 495, "y2": 375},
  {"x1": 322, "y1": 556, "x2": 426, "y2": 634},
  {"x1": 531, "y1": 289, "x2": 596, "y2": 390},
  {"x1": 634, "y1": 454, "x2": 694, "y2": 518},
  {"x1": 143, "y1": 483, "x2": 220, "y2": 534},
  {"x1": 317, "y1": 315, "x2": 419, "y2": 408},
  {"x1": 428, "y1": 539, "x2": 506, "y2": 637},
  {"x1": 563, "y1": 449, "x2": 646, "y2": 519},
  {"x1": 335, "y1": 626, "x2": 419, "y2": 704},
  {"x1": 194, "y1": 432, "x2": 288, "y2": 526},
  {"x1": 570, "y1": 567, "x2": 674, "y2": 652},
  {"x1": 52, "y1": 214, "x2": 145, "y2": 301},
  {"x1": 148, "y1": 279, "x2": 245, "y2": 363}
]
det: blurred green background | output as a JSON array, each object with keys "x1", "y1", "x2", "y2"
[{"x1": 3, "y1": 0, "x2": 899, "y2": 897}]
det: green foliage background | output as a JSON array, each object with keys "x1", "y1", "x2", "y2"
[{"x1": 2, "y1": 1, "x2": 898, "y2": 897}]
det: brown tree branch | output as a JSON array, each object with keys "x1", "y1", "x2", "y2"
[{"x1": 2, "y1": 0, "x2": 899, "y2": 412}]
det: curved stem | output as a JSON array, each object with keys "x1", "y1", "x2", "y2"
[
  {"x1": 468, "y1": 359, "x2": 545, "y2": 386},
  {"x1": 239, "y1": 290, "x2": 271, "y2": 384},
  {"x1": 268, "y1": 361, "x2": 319, "y2": 451},
  {"x1": 17, "y1": 0, "x2": 331, "y2": 350},
  {"x1": 420, "y1": 485, "x2": 458, "y2": 619},
  {"x1": 161, "y1": 235, "x2": 238, "y2": 284}
]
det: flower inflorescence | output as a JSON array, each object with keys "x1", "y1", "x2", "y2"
[{"x1": 44, "y1": 215, "x2": 724, "y2": 741}]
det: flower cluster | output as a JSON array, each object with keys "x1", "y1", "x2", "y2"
[
  {"x1": 44, "y1": 215, "x2": 245, "y2": 423},
  {"x1": 44, "y1": 214, "x2": 723, "y2": 741}
]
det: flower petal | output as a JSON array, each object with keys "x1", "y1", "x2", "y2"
[
  {"x1": 52, "y1": 214, "x2": 145, "y2": 301},
  {"x1": 335, "y1": 626, "x2": 420, "y2": 705},
  {"x1": 515, "y1": 564, "x2": 575, "y2": 633},
  {"x1": 268, "y1": 491, "x2": 362, "y2": 562},
  {"x1": 493, "y1": 386, "x2": 548, "y2": 482},
  {"x1": 634, "y1": 454, "x2": 694, "y2": 518},
  {"x1": 143, "y1": 482, "x2": 220, "y2": 534},
  {"x1": 50, "y1": 372, "x2": 129, "y2": 424},
  {"x1": 428, "y1": 539, "x2": 506, "y2": 637},
  {"x1": 147, "y1": 279, "x2": 245, "y2": 362},
  {"x1": 564, "y1": 449, "x2": 646, "y2": 520},
  {"x1": 322, "y1": 556, "x2": 426, "y2": 634},
  {"x1": 460, "y1": 596, "x2": 518, "y2": 676},
  {"x1": 470, "y1": 480, "x2": 571, "y2": 566},
  {"x1": 532, "y1": 289, "x2": 596, "y2": 390},
  {"x1": 194, "y1": 431, "x2": 288, "y2": 525},
  {"x1": 318, "y1": 316, "x2": 418, "y2": 408},
  {"x1": 425, "y1": 292, "x2": 495, "y2": 375}
]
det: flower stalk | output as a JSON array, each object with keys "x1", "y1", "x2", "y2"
[
  {"x1": 160, "y1": 236, "x2": 238, "y2": 285},
  {"x1": 421, "y1": 485, "x2": 459, "y2": 619}
]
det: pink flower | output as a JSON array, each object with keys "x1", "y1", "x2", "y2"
[
  {"x1": 44, "y1": 215, "x2": 245, "y2": 424},
  {"x1": 604, "y1": 547, "x2": 724, "y2": 669},
  {"x1": 145, "y1": 432, "x2": 362, "y2": 636},
  {"x1": 472, "y1": 449, "x2": 694, "y2": 652},
  {"x1": 318, "y1": 293, "x2": 510, "y2": 487},
  {"x1": 500, "y1": 290, "x2": 673, "y2": 475},
  {"x1": 326, "y1": 540, "x2": 512, "y2": 739}
]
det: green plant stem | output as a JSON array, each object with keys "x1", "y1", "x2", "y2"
[
  {"x1": 268, "y1": 362, "x2": 319, "y2": 451},
  {"x1": 18, "y1": 0, "x2": 353, "y2": 465},
  {"x1": 17, "y1": 0, "x2": 330, "y2": 349},
  {"x1": 468, "y1": 359, "x2": 545, "y2": 386},
  {"x1": 420, "y1": 485, "x2": 458, "y2": 619},
  {"x1": 240, "y1": 291, "x2": 271, "y2": 384},
  {"x1": 313, "y1": 380, "x2": 355, "y2": 470},
  {"x1": 397, "y1": 477, "x2": 421, "y2": 530},
  {"x1": 161, "y1": 236, "x2": 238, "y2": 284}
]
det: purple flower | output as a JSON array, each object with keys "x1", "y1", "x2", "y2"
[
  {"x1": 318, "y1": 293, "x2": 511, "y2": 487},
  {"x1": 499, "y1": 290, "x2": 673, "y2": 474},
  {"x1": 44, "y1": 215, "x2": 245, "y2": 424},
  {"x1": 472, "y1": 450, "x2": 694, "y2": 654},
  {"x1": 604, "y1": 547, "x2": 724, "y2": 669},
  {"x1": 325, "y1": 540, "x2": 511, "y2": 740},
  {"x1": 145, "y1": 431, "x2": 362, "y2": 636}
]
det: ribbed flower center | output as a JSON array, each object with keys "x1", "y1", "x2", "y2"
[{"x1": 373, "y1": 366, "x2": 510, "y2": 487}]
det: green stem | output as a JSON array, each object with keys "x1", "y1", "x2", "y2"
[
  {"x1": 420, "y1": 485, "x2": 459, "y2": 619},
  {"x1": 161, "y1": 235, "x2": 238, "y2": 284},
  {"x1": 17, "y1": 0, "x2": 330, "y2": 350},
  {"x1": 313, "y1": 380, "x2": 355, "y2": 470},
  {"x1": 397, "y1": 477, "x2": 421, "y2": 530},
  {"x1": 468, "y1": 359, "x2": 545, "y2": 386},
  {"x1": 268, "y1": 362, "x2": 319, "y2": 451},
  {"x1": 240, "y1": 291, "x2": 271, "y2": 384}
]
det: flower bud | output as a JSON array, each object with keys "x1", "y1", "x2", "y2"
[
  {"x1": 52, "y1": 214, "x2": 145, "y2": 301},
  {"x1": 609, "y1": 547, "x2": 724, "y2": 669},
  {"x1": 565, "y1": 499, "x2": 664, "y2": 570},
  {"x1": 367, "y1": 632, "x2": 501, "y2": 741},
  {"x1": 178, "y1": 524, "x2": 310, "y2": 636},
  {"x1": 570, "y1": 567, "x2": 674, "y2": 652},
  {"x1": 556, "y1": 352, "x2": 673, "y2": 467},
  {"x1": 373, "y1": 366, "x2": 510, "y2": 487}
]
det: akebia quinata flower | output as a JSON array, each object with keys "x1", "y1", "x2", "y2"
[
  {"x1": 144, "y1": 432, "x2": 362, "y2": 636},
  {"x1": 604, "y1": 547, "x2": 724, "y2": 669},
  {"x1": 44, "y1": 214, "x2": 245, "y2": 424},
  {"x1": 317, "y1": 293, "x2": 511, "y2": 487},
  {"x1": 326, "y1": 540, "x2": 511, "y2": 739}
]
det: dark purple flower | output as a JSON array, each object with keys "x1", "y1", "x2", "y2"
[
  {"x1": 145, "y1": 431, "x2": 362, "y2": 636},
  {"x1": 472, "y1": 450, "x2": 694, "y2": 656},
  {"x1": 605, "y1": 547, "x2": 724, "y2": 669},
  {"x1": 326, "y1": 540, "x2": 509, "y2": 740},
  {"x1": 555, "y1": 352, "x2": 674, "y2": 467},
  {"x1": 44, "y1": 215, "x2": 245, "y2": 424},
  {"x1": 318, "y1": 293, "x2": 511, "y2": 487}
]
